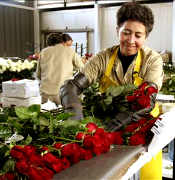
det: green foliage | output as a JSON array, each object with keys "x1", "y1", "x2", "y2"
[
  {"x1": 82, "y1": 83, "x2": 137, "y2": 122},
  {"x1": 160, "y1": 76, "x2": 175, "y2": 97},
  {"x1": 163, "y1": 62, "x2": 175, "y2": 75}
]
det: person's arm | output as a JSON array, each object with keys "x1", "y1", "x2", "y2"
[
  {"x1": 72, "y1": 51, "x2": 84, "y2": 71},
  {"x1": 60, "y1": 72, "x2": 90, "y2": 120},
  {"x1": 104, "y1": 82, "x2": 158, "y2": 132}
]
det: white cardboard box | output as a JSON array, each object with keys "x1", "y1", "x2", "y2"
[
  {"x1": 1, "y1": 95, "x2": 41, "y2": 108},
  {"x1": 2, "y1": 79, "x2": 40, "y2": 98}
]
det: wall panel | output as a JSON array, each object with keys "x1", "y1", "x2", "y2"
[
  {"x1": 0, "y1": 5, "x2": 34, "y2": 59},
  {"x1": 0, "y1": 6, "x2": 5, "y2": 57}
]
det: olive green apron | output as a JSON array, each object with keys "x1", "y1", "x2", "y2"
[{"x1": 99, "y1": 47, "x2": 159, "y2": 117}]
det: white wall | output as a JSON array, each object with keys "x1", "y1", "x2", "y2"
[
  {"x1": 41, "y1": 9, "x2": 94, "y2": 54},
  {"x1": 41, "y1": 2, "x2": 173, "y2": 57},
  {"x1": 100, "y1": 3, "x2": 173, "y2": 53}
]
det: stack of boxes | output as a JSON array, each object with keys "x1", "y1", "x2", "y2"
[{"x1": 1, "y1": 79, "x2": 41, "y2": 107}]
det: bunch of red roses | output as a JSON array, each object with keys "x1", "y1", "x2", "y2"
[
  {"x1": 113, "y1": 115, "x2": 161, "y2": 146},
  {"x1": 0, "y1": 117, "x2": 160, "y2": 180},
  {"x1": 0, "y1": 122, "x2": 119, "y2": 180},
  {"x1": 126, "y1": 82, "x2": 158, "y2": 111}
]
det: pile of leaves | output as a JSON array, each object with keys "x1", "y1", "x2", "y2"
[
  {"x1": 163, "y1": 62, "x2": 175, "y2": 75},
  {"x1": 160, "y1": 76, "x2": 175, "y2": 97}
]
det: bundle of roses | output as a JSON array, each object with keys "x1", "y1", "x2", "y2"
[
  {"x1": 0, "y1": 115, "x2": 161, "y2": 180},
  {"x1": 82, "y1": 82, "x2": 158, "y2": 121},
  {"x1": 126, "y1": 82, "x2": 158, "y2": 111},
  {"x1": 0, "y1": 115, "x2": 158, "y2": 180},
  {"x1": 114, "y1": 115, "x2": 161, "y2": 146}
]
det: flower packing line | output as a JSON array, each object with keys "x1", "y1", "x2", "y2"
[{"x1": 0, "y1": 82, "x2": 160, "y2": 179}]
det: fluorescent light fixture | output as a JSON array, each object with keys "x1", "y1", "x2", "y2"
[{"x1": 13, "y1": 0, "x2": 25, "y2": 3}]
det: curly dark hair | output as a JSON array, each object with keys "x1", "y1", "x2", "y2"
[
  {"x1": 116, "y1": 2, "x2": 154, "y2": 35},
  {"x1": 46, "y1": 33, "x2": 63, "y2": 46}
]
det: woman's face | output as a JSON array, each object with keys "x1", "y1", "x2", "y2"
[
  {"x1": 63, "y1": 40, "x2": 73, "y2": 47},
  {"x1": 117, "y1": 20, "x2": 147, "y2": 56}
]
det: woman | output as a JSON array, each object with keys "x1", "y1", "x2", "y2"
[
  {"x1": 60, "y1": 2, "x2": 164, "y2": 131},
  {"x1": 36, "y1": 33, "x2": 84, "y2": 106},
  {"x1": 62, "y1": 33, "x2": 73, "y2": 47}
]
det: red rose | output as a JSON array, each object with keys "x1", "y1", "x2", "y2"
[
  {"x1": 146, "y1": 86, "x2": 158, "y2": 95},
  {"x1": 15, "y1": 160, "x2": 30, "y2": 175},
  {"x1": 28, "y1": 166, "x2": 54, "y2": 180},
  {"x1": 147, "y1": 119, "x2": 157, "y2": 126},
  {"x1": 138, "y1": 96, "x2": 150, "y2": 108},
  {"x1": 134, "y1": 118, "x2": 147, "y2": 126},
  {"x1": 61, "y1": 157, "x2": 70, "y2": 169},
  {"x1": 125, "y1": 125, "x2": 138, "y2": 132},
  {"x1": 102, "y1": 139, "x2": 111, "y2": 153},
  {"x1": 42, "y1": 153, "x2": 62, "y2": 173},
  {"x1": 75, "y1": 132, "x2": 89, "y2": 140},
  {"x1": 0, "y1": 173, "x2": 16, "y2": 180},
  {"x1": 138, "y1": 82, "x2": 148, "y2": 90},
  {"x1": 132, "y1": 104, "x2": 140, "y2": 111},
  {"x1": 10, "y1": 145, "x2": 24, "y2": 161},
  {"x1": 83, "y1": 135, "x2": 103, "y2": 148},
  {"x1": 85, "y1": 122, "x2": 98, "y2": 133},
  {"x1": 126, "y1": 95, "x2": 137, "y2": 103},
  {"x1": 39, "y1": 146, "x2": 50, "y2": 152},
  {"x1": 61, "y1": 143, "x2": 81, "y2": 157},
  {"x1": 53, "y1": 142, "x2": 63, "y2": 149},
  {"x1": 28, "y1": 154, "x2": 44, "y2": 166},
  {"x1": 104, "y1": 132, "x2": 115, "y2": 145},
  {"x1": 133, "y1": 89, "x2": 144, "y2": 97},
  {"x1": 23, "y1": 145, "x2": 37, "y2": 157},
  {"x1": 113, "y1": 132, "x2": 124, "y2": 145},
  {"x1": 68, "y1": 155, "x2": 80, "y2": 164},
  {"x1": 91, "y1": 145, "x2": 103, "y2": 156},
  {"x1": 79, "y1": 148, "x2": 92, "y2": 160},
  {"x1": 137, "y1": 125, "x2": 150, "y2": 134},
  {"x1": 129, "y1": 134, "x2": 146, "y2": 146},
  {"x1": 93, "y1": 128, "x2": 106, "y2": 138}
]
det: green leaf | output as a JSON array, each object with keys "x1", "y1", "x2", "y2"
[
  {"x1": 41, "y1": 112, "x2": 52, "y2": 119},
  {"x1": 15, "y1": 107, "x2": 33, "y2": 119},
  {"x1": 104, "y1": 95, "x2": 113, "y2": 105},
  {"x1": 28, "y1": 104, "x2": 41, "y2": 117},
  {"x1": 106, "y1": 86, "x2": 124, "y2": 97},
  {"x1": 122, "y1": 132, "x2": 132, "y2": 138},
  {"x1": 172, "y1": 76, "x2": 175, "y2": 82},
  {"x1": 1, "y1": 157, "x2": 15, "y2": 173},
  {"x1": 80, "y1": 116, "x2": 102, "y2": 126},
  {"x1": 49, "y1": 118, "x2": 53, "y2": 134},
  {"x1": 5, "y1": 134, "x2": 24, "y2": 144},
  {"x1": 56, "y1": 112, "x2": 74, "y2": 120},
  {"x1": 122, "y1": 84, "x2": 138, "y2": 94},
  {"x1": 24, "y1": 134, "x2": 32, "y2": 145},
  {"x1": 0, "y1": 145, "x2": 9, "y2": 170},
  {"x1": 169, "y1": 79, "x2": 173, "y2": 85},
  {"x1": 31, "y1": 116, "x2": 40, "y2": 124},
  {"x1": 65, "y1": 125, "x2": 81, "y2": 134},
  {"x1": 0, "y1": 125, "x2": 12, "y2": 139},
  {"x1": 58, "y1": 120, "x2": 79, "y2": 128},
  {"x1": 6, "y1": 118, "x2": 23, "y2": 131},
  {"x1": 39, "y1": 117, "x2": 50, "y2": 126}
]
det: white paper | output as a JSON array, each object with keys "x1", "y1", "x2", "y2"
[{"x1": 2, "y1": 79, "x2": 40, "y2": 98}]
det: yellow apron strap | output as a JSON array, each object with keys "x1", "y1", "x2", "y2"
[
  {"x1": 105, "y1": 47, "x2": 119, "y2": 77},
  {"x1": 99, "y1": 47, "x2": 119, "y2": 93},
  {"x1": 133, "y1": 50, "x2": 143, "y2": 86}
]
